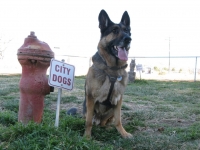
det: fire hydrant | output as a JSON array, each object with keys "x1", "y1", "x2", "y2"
[{"x1": 17, "y1": 31, "x2": 54, "y2": 124}]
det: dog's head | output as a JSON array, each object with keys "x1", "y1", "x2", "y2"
[{"x1": 98, "y1": 9, "x2": 131, "y2": 63}]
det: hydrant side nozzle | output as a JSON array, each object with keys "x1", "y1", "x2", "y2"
[{"x1": 50, "y1": 86, "x2": 54, "y2": 92}]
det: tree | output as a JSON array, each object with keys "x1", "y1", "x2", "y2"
[{"x1": 0, "y1": 33, "x2": 12, "y2": 59}]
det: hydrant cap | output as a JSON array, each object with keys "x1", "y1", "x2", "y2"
[{"x1": 17, "y1": 31, "x2": 54, "y2": 60}]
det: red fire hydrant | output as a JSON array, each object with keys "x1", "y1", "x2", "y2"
[{"x1": 17, "y1": 31, "x2": 54, "y2": 124}]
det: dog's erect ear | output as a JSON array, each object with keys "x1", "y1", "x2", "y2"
[
  {"x1": 98, "y1": 9, "x2": 112, "y2": 32},
  {"x1": 120, "y1": 11, "x2": 130, "y2": 27}
]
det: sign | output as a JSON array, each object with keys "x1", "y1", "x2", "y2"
[
  {"x1": 136, "y1": 64, "x2": 143, "y2": 71},
  {"x1": 48, "y1": 59, "x2": 75, "y2": 90},
  {"x1": 136, "y1": 64, "x2": 143, "y2": 80}
]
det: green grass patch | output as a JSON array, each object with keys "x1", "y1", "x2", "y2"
[
  {"x1": 2, "y1": 99, "x2": 19, "y2": 113},
  {"x1": 62, "y1": 96, "x2": 78, "y2": 103},
  {"x1": 0, "y1": 110, "x2": 18, "y2": 126},
  {"x1": 0, "y1": 75, "x2": 200, "y2": 149}
]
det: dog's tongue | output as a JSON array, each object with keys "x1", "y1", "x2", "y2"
[{"x1": 117, "y1": 47, "x2": 128, "y2": 61}]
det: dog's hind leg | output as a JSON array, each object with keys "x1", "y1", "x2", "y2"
[
  {"x1": 114, "y1": 97, "x2": 133, "y2": 138},
  {"x1": 84, "y1": 95, "x2": 95, "y2": 139}
]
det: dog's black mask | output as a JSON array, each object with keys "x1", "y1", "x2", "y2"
[{"x1": 98, "y1": 10, "x2": 131, "y2": 61}]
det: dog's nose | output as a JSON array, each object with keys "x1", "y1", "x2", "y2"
[{"x1": 124, "y1": 36, "x2": 132, "y2": 44}]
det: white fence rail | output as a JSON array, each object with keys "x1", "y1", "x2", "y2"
[{"x1": 0, "y1": 55, "x2": 199, "y2": 81}]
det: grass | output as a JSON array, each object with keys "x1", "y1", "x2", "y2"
[{"x1": 0, "y1": 75, "x2": 200, "y2": 149}]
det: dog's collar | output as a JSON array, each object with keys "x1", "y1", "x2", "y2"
[
  {"x1": 96, "y1": 52, "x2": 128, "y2": 70},
  {"x1": 107, "y1": 64, "x2": 128, "y2": 70}
]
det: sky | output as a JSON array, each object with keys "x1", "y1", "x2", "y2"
[{"x1": 1, "y1": 0, "x2": 200, "y2": 58}]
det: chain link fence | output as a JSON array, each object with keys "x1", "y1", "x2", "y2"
[{"x1": 131, "y1": 56, "x2": 200, "y2": 81}]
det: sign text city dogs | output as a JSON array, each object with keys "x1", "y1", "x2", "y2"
[{"x1": 48, "y1": 59, "x2": 75, "y2": 90}]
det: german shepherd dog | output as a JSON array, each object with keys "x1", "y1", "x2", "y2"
[{"x1": 83, "y1": 9, "x2": 132, "y2": 138}]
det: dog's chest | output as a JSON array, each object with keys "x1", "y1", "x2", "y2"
[{"x1": 94, "y1": 75, "x2": 126, "y2": 105}]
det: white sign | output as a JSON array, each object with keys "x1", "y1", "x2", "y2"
[
  {"x1": 48, "y1": 59, "x2": 75, "y2": 90},
  {"x1": 136, "y1": 64, "x2": 143, "y2": 71}
]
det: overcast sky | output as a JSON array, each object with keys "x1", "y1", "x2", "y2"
[{"x1": 1, "y1": 0, "x2": 200, "y2": 58}]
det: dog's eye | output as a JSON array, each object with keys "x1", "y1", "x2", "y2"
[
  {"x1": 112, "y1": 28, "x2": 118, "y2": 34},
  {"x1": 124, "y1": 29, "x2": 128, "y2": 33}
]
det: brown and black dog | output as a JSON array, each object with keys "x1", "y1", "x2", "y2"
[{"x1": 83, "y1": 9, "x2": 132, "y2": 138}]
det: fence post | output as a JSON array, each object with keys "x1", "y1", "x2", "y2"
[
  {"x1": 194, "y1": 57, "x2": 197, "y2": 82},
  {"x1": 89, "y1": 57, "x2": 92, "y2": 67}
]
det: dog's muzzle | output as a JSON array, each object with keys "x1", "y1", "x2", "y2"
[{"x1": 112, "y1": 36, "x2": 131, "y2": 61}]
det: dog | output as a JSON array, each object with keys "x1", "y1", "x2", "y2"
[{"x1": 83, "y1": 9, "x2": 132, "y2": 139}]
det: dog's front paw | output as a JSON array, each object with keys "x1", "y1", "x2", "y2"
[
  {"x1": 84, "y1": 132, "x2": 92, "y2": 139},
  {"x1": 122, "y1": 132, "x2": 133, "y2": 139}
]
